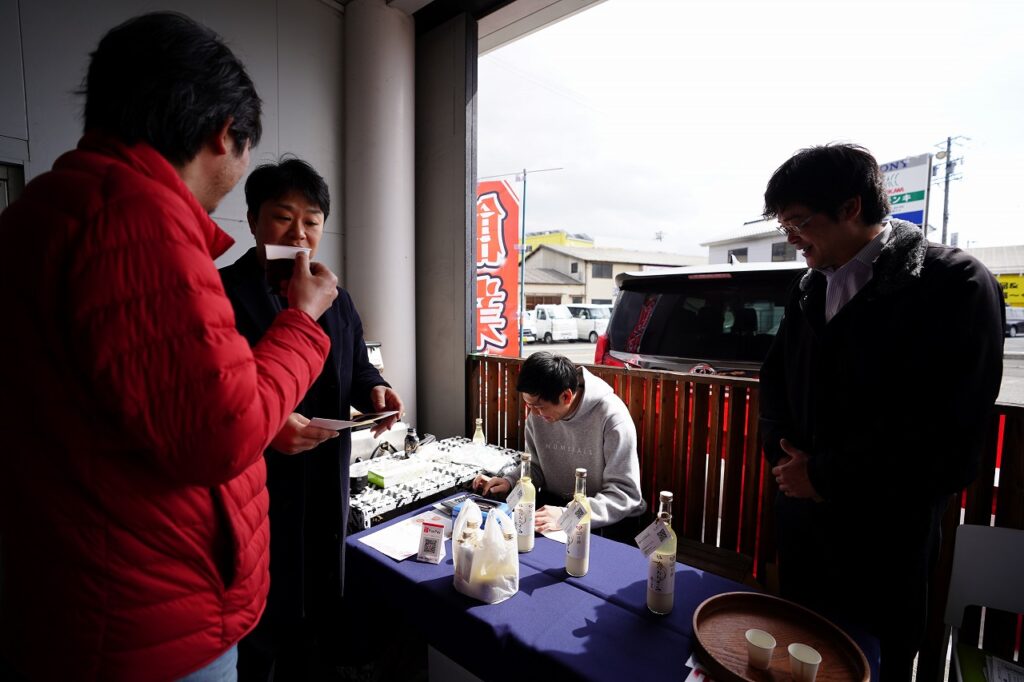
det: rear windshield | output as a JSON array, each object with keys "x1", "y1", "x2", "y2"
[{"x1": 608, "y1": 270, "x2": 800, "y2": 363}]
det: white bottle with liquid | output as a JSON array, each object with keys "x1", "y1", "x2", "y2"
[
  {"x1": 514, "y1": 453, "x2": 536, "y2": 553},
  {"x1": 565, "y1": 468, "x2": 591, "y2": 577},
  {"x1": 455, "y1": 519, "x2": 480, "y2": 584},
  {"x1": 646, "y1": 490, "x2": 677, "y2": 615},
  {"x1": 472, "y1": 417, "x2": 486, "y2": 445}
]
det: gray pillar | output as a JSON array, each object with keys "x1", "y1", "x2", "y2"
[
  {"x1": 415, "y1": 13, "x2": 476, "y2": 438},
  {"x1": 343, "y1": 0, "x2": 417, "y2": 423}
]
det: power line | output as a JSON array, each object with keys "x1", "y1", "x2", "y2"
[{"x1": 479, "y1": 167, "x2": 564, "y2": 181}]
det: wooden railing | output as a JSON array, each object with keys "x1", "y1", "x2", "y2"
[{"x1": 467, "y1": 354, "x2": 1024, "y2": 681}]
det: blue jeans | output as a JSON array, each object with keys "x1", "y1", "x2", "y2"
[{"x1": 178, "y1": 646, "x2": 238, "y2": 682}]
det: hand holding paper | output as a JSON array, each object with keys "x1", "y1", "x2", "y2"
[
  {"x1": 369, "y1": 385, "x2": 404, "y2": 437},
  {"x1": 309, "y1": 410, "x2": 399, "y2": 431},
  {"x1": 271, "y1": 412, "x2": 339, "y2": 455}
]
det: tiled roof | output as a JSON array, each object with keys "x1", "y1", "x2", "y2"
[
  {"x1": 527, "y1": 243, "x2": 705, "y2": 267},
  {"x1": 700, "y1": 219, "x2": 777, "y2": 246},
  {"x1": 965, "y1": 244, "x2": 1024, "y2": 274},
  {"x1": 524, "y1": 268, "x2": 585, "y2": 285}
]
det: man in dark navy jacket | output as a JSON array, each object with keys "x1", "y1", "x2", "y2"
[
  {"x1": 759, "y1": 144, "x2": 1004, "y2": 682},
  {"x1": 221, "y1": 158, "x2": 404, "y2": 680}
]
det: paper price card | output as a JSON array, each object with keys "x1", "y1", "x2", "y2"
[
  {"x1": 635, "y1": 519, "x2": 671, "y2": 558},
  {"x1": 416, "y1": 522, "x2": 446, "y2": 564},
  {"x1": 557, "y1": 499, "x2": 588, "y2": 535},
  {"x1": 506, "y1": 481, "x2": 525, "y2": 509}
]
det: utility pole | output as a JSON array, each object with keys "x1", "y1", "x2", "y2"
[
  {"x1": 479, "y1": 166, "x2": 564, "y2": 351},
  {"x1": 941, "y1": 136, "x2": 952, "y2": 246},
  {"x1": 933, "y1": 135, "x2": 967, "y2": 245}
]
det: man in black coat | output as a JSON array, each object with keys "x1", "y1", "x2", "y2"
[
  {"x1": 759, "y1": 144, "x2": 1004, "y2": 682},
  {"x1": 220, "y1": 159, "x2": 404, "y2": 680}
]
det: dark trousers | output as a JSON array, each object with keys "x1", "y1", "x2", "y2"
[{"x1": 775, "y1": 494, "x2": 947, "y2": 682}]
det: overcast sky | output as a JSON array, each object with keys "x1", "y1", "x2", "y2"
[{"x1": 478, "y1": 0, "x2": 1024, "y2": 256}]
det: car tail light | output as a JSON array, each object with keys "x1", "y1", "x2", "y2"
[{"x1": 594, "y1": 333, "x2": 624, "y2": 367}]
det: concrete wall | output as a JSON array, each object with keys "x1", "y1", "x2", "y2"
[
  {"x1": 1, "y1": 0, "x2": 345, "y2": 276},
  {"x1": 585, "y1": 262, "x2": 619, "y2": 301}
]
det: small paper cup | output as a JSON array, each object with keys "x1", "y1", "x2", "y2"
[
  {"x1": 263, "y1": 245, "x2": 312, "y2": 294},
  {"x1": 744, "y1": 628, "x2": 776, "y2": 670},
  {"x1": 264, "y1": 244, "x2": 311, "y2": 260},
  {"x1": 788, "y1": 643, "x2": 822, "y2": 682}
]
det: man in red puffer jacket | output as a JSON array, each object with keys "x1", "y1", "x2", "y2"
[{"x1": 0, "y1": 12, "x2": 340, "y2": 681}]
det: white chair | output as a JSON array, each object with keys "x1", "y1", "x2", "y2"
[{"x1": 944, "y1": 524, "x2": 1024, "y2": 681}]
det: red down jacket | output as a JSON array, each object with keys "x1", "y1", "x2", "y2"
[{"x1": 0, "y1": 134, "x2": 330, "y2": 681}]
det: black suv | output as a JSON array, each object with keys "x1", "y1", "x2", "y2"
[{"x1": 595, "y1": 262, "x2": 807, "y2": 377}]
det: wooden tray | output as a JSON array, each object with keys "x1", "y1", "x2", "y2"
[{"x1": 692, "y1": 592, "x2": 869, "y2": 682}]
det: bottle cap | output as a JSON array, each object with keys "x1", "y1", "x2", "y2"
[
  {"x1": 575, "y1": 467, "x2": 587, "y2": 477},
  {"x1": 660, "y1": 491, "x2": 673, "y2": 503},
  {"x1": 521, "y1": 452, "x2": 532, "y2": 462}
]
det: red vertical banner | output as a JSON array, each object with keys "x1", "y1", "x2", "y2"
[{"x1": 475, "y1": 180, "x2": 521, "y2": 356}]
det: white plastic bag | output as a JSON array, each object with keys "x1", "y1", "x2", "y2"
[{"x1": 452, "y1": 500, "x2": 519, "y2": 604}]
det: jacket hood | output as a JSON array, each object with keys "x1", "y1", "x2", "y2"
[{"x1": 565, "y1": 367, "x2": 613, "y2": 422}]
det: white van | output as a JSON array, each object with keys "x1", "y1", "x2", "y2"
[
  {"x1": 521, "y1": 310, "x2": 538, "y2": 344},
  {"x1": 566, "y1": 304, "x2": 611, "y2": 343},
  {"x1": 533, "y1": 304, "x2": 576, "y2": 344}
]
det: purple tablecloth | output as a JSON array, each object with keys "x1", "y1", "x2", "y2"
[{"x1": 346, "y1": 502, "x2": 880, "y2": 681}]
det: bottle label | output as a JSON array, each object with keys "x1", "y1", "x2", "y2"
[
  {"x1": 514, "y1": 502, "x2": 534, "y2": 536},
  {"x1": 648, "y1": 552, "x2": 676, "y2": 594},
  {"x1": 506, "y1": 482, "x2": 525, "y2": 509},
  {"x1": 566, "y1": 523, "x2": 590, "y2": 559},
  {"x1": 635, "y1": 519, "x2": 671, "y2": 558},
  {"x1": 557, "y1": 499, "x2": 588, "y2": 535}
]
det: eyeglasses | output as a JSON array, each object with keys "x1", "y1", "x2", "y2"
[
  {"x1": 523, "y1": 398, "x2": 544, "y2": 414},
  {"x1": 776, "y1": 213, "x2": 815, "y2": 236}
]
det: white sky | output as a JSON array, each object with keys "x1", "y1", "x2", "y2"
[{"x1": 478, "y1": 0, "x2": 1024, "y2": 256}]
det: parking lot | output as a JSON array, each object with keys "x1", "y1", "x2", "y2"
[
  {"x1": 521, "y1": 337, "x2": 1024, "y2": 406},
  {"x1": 523, "y1": 340, "x2": 597, "y2": 365}
]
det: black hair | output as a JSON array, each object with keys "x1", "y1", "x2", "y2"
[
  {"x1": 763, "y1": 143, "x2": 890, "y2": 226},
  {"x1": 82, "y1": 12, "x2": 262, "y2": 165},
  {"x1": 244, "y1": 158, "x2": 331, "y2": 219},
  {"x1": 516, "y1": 352, "x2": 579, "y2": 404}
]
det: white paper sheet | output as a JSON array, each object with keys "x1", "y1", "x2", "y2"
[
  {"x1": 358, "y1": 510, "x2": 453, "y2": 561},
  {"x1": 541, "y1": 529, "x2": 568, "y2": 544}
]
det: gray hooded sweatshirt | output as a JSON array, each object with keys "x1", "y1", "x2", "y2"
[{"x1": 502, "y1": 367, "x2": 646, "y2": 527}]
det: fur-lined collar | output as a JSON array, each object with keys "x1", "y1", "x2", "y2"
[{"x1": 799, "y1": 219, "x2": 928, "y2": 296}]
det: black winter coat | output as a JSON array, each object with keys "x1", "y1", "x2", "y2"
[
  {"x1": 220, "y1": 247, "x2": 387, "y2": 626},
  {"x1": 758, "y1": 220, "x2": 1004, "y2": 650},
  {"x1": 761, "y1": 220, "x2": 1003, "y2": 508}
]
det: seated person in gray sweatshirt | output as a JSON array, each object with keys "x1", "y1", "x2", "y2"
[{"x1": 473, "y1": 352, "x2": 646, "y2": 542}]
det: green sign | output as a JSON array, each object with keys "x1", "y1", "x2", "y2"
[{"x1": 890, "y1": 190, "x2": 926, "y2": 205}]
